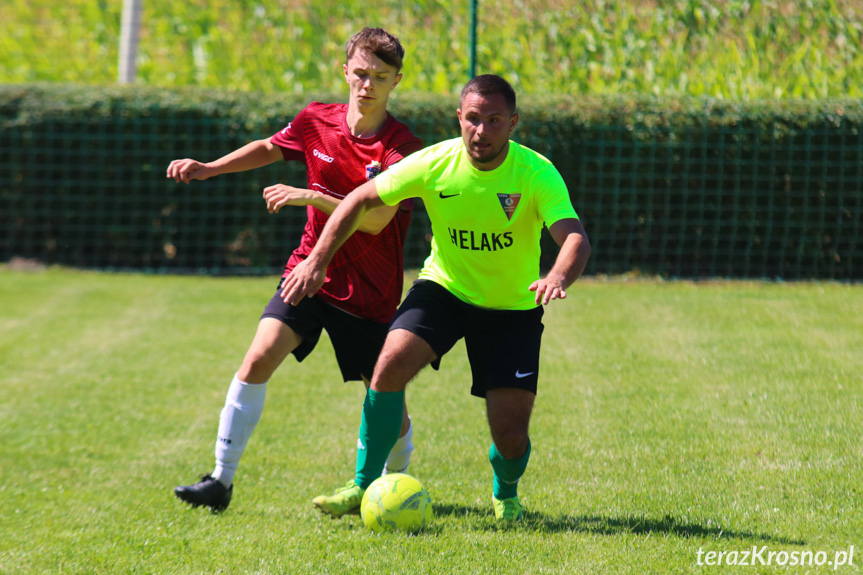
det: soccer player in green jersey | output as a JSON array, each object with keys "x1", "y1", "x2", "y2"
[{"x1": 277, "y1": 74, "x2": 591, "y2": 521}]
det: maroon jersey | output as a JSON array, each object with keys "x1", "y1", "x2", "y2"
[{"x1": 270, "y1": 102, "x2": 423, "y2": 323}]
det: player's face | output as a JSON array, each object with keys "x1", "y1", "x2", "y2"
[
  {"x1": 344, "y1": 49, "x2": 402, "y2": 113},
  {"x1": 457, "y1": 92, "x2": 518, "y2": 171}
]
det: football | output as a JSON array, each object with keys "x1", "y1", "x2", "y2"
[{"x1": 361, "y1": 473, "x2": 433, "y2": 533}]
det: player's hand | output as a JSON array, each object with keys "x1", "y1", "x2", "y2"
[
  {"x1": 280, "y1": 257, "x2": 327, "y2": 305},
  {"x1": 263, "y1": 184, "x2": 316, "y2": 213},
  {"x1": 166, "y1": 159, "x2": 214, "y2": 183},
  {"x1": 529, "y1": 275, "x2": 568, "y2": 305}
]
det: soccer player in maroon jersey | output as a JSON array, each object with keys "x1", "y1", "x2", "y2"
[{"x1": 165, "y1": 28, "x2": 423, "y2": 512}]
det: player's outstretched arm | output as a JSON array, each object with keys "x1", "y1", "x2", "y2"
[
  {"x1": 529, "y1": 218, "x2": 591, "y2": 305},
  {"x1": 280, "y1": 179, "x2": 386, "y2": 305},
  {"x1": 166, "y1": 138, "x2": 282, "y2": 184},
  {"x1": 263, "y1": 184, "x2": 398, "y2": 235}
]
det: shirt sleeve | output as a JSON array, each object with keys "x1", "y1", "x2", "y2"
[
  {"x1": 375, "y1": 147, "x2": 431, "y2": 206},
  {"x1": 270, "y1": 106, "x2": 307, "y2": 162},
  {"x1": 535, "y1": 164, "x2": 579, "y2": 226}
]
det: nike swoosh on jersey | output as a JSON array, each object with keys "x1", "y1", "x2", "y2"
[
  {"x1": 439, "y1": 192, "x2": 461, "y2": 199},
  {"x1": 515, "y1": 370, "x2": 535, "y2": 378}
]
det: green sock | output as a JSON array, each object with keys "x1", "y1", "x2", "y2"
[
  {"x1": 355, "y1": 389, "x2": 404, "y2": 489},
  {"x1": 489, "y1": 440, "x2": 532, "y2": 500}
]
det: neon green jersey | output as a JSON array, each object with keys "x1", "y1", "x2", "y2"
[{"x1": 376, "y1": 137, "x2": 578, "y2": 310}]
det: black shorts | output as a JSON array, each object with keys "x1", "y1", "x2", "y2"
[
  {"x1": 261, "y1": 287, "x2": 388, "y2": 382},
  {"x1": 389, "y1": 280, "x2": 544, "y2": 398}
]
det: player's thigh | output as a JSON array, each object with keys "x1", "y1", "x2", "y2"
[
  {"x1": 239, "y1": 318, "x2": 303, "y2": 382},
  {"x1": 389, "y1": 279, "x2": 466, "y2": 371},
  {"x1": 371, "y1": 329, "x2": 438, "y2": 393},
  {"x1": 463, "y1": 305, "x2": 544, "y2": 398}
]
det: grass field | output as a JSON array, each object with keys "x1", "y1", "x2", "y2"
[
  {"x1": 1, "y1": 267, "x2": 861, "y2": 574},
  {"x1": 2, "y1": 0, "x2": 863, "y2": 98}
]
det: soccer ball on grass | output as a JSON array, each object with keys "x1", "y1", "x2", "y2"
[{"x1": 361, "y1": 473, "x2": 433, "y2": 533}]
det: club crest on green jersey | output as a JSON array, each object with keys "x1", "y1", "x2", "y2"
[
  {"x1": 497, "y1": 193, "x2": 522, "y2": 221},
  {"x1": 366, "y1": 161, "x2": 382, "y2": 180}
]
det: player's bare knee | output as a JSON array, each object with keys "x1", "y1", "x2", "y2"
[
  {"x1": 369, "y1": 365, "x2": 411, "y2": 392},
  {"x1": 491, "y1": 430, "x2": 530, "y2": 459},
  {"x1": 371, "y1": 345, "x2": 428, "y2": 392},
  {"x1": 238, "y1": 350, "x2": 279, "y2": 382}
]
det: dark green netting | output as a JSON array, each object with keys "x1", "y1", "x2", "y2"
[{"x1": 2, "y1": 86, "x2": 861, "y2": 280}]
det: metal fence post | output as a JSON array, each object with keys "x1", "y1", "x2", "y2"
[{"x1": 118, "y1": 0, "x2": 143, "y2": 83}]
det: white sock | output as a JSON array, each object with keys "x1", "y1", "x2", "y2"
[
  {"x1": 211, "y1": 374, "x2": 267, "y2": 487},
  {"x1": 383, "y1": 416, "x2": 414, "y2": 475}
]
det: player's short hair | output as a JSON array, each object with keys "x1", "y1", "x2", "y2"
[
  {"x1": 346, "y1": 28, "x2": 405, "y2": 73},
  {"x1": 460, "y1": 75, "x2": 517, "y2": 115}
]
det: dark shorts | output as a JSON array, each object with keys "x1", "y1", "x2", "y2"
[
  {"x1": 389, "y1": 280, "x2": 544, "y2": 398},
  {"x1": 261, "y1": 287, "x2": 388, "y2": 382}
]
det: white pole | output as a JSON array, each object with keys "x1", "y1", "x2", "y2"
[{"x1": 118, "y1": 0, "x2": 143, "y2": 83}]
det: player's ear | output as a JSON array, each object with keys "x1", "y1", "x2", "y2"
[
  {"x1": 509, "y1": 112, "x2": 519, "y2": 133},
  {"x1": 392, "y1": 72, "x2": 403, "y2": 89},
  {"x1": 343, "y1": 64, "x2": 349, "y2": 84}
]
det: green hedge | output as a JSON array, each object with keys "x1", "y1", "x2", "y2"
[{"x1": 2, "y1": 83, "x2": 862, "y2": 279}]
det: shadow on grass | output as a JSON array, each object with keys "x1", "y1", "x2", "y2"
[{"x1": 432, "y1": 502, "x2": 805, "y2": 545}]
